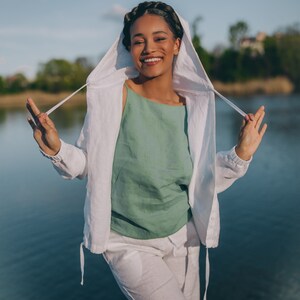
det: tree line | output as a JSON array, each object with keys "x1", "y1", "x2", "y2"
[
  {"x1": 0, "y1": 57, "x2": 94, "y2": 94},
  {"x1": 193, "y1": 20, "x2": 300, "y2": 91},
  {"x1": 1, "y1": 20, "x2": 300, "y2": 94}
]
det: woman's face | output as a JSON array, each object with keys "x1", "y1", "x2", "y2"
[{"x1": 129, "y1": 14, "x2": 181, "y2": 81}]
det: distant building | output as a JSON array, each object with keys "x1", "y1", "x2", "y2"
[{"x1": 240, "y1": 32, "x2": 267, "y2": 55}]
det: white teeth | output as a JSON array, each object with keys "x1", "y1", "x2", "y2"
[{"x1": 143, "y1": 57, "x2": 161, "y2": 63}]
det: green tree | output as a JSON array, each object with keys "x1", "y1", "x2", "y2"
[
  {"x1": 35, "y1": 57, "x2": 92, "y2": 92},
  {"x1": 277, "y1": 29, "x2": 300, "y2": 90},
  {"x1": 239, "y1": 48, "x2": 265, "y2": 80},
  {"x1": 5, "y1": 73, "x2": 28, "y2": 93},
  {"x1": 191, "y1": 16, "x2": 213, "y2": 74},
  {"x1": 35, "y1": 59, "x2": 74, "y2": 92},
  {"x1": 192, "y1": 35, "x2": 212, "y2": 74},
  {"x1": 72, "y1": 57, "x2": 94, "y2": 89},
  {"x1": 0, "y1": 76, "x2": 5, "y2": 94},
  {"x1": 263, "y1": 36, "x2": 282, "y2": 77},
  {"x1": 229, "y1": 21, "x2": 249, "y2": 50},
  {"x1": 212, "y1": 49, "x2": 239, "y2": 82}
]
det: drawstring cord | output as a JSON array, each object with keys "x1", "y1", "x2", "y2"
[
  {"x1": 203, "y1": 248, "x2": 210, "y2": 300},
  {"x1": 46, "y1": 83, "x2": 88, "y2": 115},
  {"x1": 43, "y1": 83, "x2": 246, "y2": 119},
  {"x1": 212, "y1": 88, "x2": 246, "y2": 117},
  {"x1": 80, "y1": 242, "x2": 85, "y2": 285}
]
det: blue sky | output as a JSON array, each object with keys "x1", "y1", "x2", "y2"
[{"x1": 1, "y1": 0, "x2": 299, "y2": 78}]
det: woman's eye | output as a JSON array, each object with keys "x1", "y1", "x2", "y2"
[
  {"x1": 133, "y1": 40, "x2": 144, "y2": 45},
  {"x1": 155, "y1": 37, "x2": 166, "y2": 42}
]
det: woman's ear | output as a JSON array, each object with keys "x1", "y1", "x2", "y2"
[{"x1": 174, "y1": 38, "x2": 181, "y2": 55}]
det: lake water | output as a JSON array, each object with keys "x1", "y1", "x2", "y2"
[{"x1": 0, "y1": 94, "x2": 299, "y2": 300}]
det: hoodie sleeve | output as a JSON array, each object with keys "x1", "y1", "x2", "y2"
[
  {"x1": 41, "y1": 139, "x2": 87, "y2": 180},
  {"x1": 215, "y1": 146, "x2": 251, "y2": 194},
  {"x1": 40, "y1": 112, "x2": 89, "y2": 180}
]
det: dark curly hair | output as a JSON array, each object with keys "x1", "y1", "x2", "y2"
[{"x1": 122, "y1": 1, "x2": 183, "y2": 51}]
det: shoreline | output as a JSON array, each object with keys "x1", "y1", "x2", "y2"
[
  {"x1": 212, "y1": 76, "x2": 294, "y2": 97},
  {"x1": 0, "y1": 77, "x2": 295, "y2": 109},
  {"x1": 0, "y1": 90, "x2": 86, "y2": 110}
]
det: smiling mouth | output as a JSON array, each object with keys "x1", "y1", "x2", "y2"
[{"x1": 141, "y1": 57, "x2": 162, "y2": 63}]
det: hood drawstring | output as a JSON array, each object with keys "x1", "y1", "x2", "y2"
[
  {"x1": 46, "y1": 83, "x2": 88, "y2": 116},
  {"x1": 43, "y1": 83, "x2": 246, "y2": 120},
  {"x1": 212, "y1": 88, "x2": 246, "y2": 117}
]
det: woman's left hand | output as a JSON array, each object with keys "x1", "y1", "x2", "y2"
[{"x1": 235, "y1": 106, "x2": 268, "y2": 161}]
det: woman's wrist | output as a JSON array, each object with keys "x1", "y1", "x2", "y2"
[
  {"x1": 235, "y1": 145, "x2": 252, "y2": 161},
  {"x1": 40, "y1": 140, "x2": 62, "y2": 158}
]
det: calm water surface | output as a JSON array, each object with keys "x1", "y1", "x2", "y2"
[{"x1": 0, "y1": 94, "x2": 299, "y2": 300}]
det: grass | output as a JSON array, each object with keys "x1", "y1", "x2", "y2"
[
  {"x1": 0, "y1": 76, "x2": 294, "y2": 109},
  {"x1": 213, "y1": 76, "x2": 294, "y2": 96},
  {"x1": 0, "y1": 90, "x2": 86, "y2": 110}
]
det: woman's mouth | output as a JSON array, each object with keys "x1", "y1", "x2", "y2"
[{"x1": 141, "y1": 57, "x2": 162, "y2": 66}]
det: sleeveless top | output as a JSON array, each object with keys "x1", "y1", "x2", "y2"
[{"x1": 110, "y1": 85, "x2": 193, "y2": 239}]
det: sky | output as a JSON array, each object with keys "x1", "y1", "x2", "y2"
[{"x1": 1, "y1": 0, "x2": 299, "y2": 79}]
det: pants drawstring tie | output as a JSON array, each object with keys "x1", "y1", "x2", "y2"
[
  {"x1": 80, "y1": 242, "x2": 85, "y2": 285},
  {"x1": 203, "y1": 247, "x2": 210, "y2": 300}
]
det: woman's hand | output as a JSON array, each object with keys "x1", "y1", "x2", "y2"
[
  {"x1": 235, "y1": 106, "x2": 267, "y2": 161},
  {"x1": 26, "y1": 98, "x2": 61, "y2": 156}
]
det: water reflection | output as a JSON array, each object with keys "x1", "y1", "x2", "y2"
[
  {"x1": 0, "y1": 109, "x2": 7, "y2": 125},
  {"x1": 51, "y1": 105, "x2": 86, "y2": 129},
  {"x1": 0, "y1": 94, "x2": 299, "y2": 300},
  {"x1": 213, "y1": 93, "x2": 300, "y2": 300}
]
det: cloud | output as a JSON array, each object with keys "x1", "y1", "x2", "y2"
[{"x1": 102, "y1": 4, "x2": 128, "y2": 22}]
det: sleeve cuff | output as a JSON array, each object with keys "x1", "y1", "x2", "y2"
[
  {"x1": 228, "y1": 146, "x2": 252, "y2": 167},
  {"x1": 40, "y1": 140, "x2": 65, "y2": 163}
]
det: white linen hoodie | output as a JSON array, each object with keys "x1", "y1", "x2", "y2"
[{"x1": 45, "y1": 16, "x2": 250, "y2": 254}]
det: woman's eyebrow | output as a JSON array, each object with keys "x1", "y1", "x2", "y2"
[
  {"x1": 153, "y1": 30, "x2": 168, "y2": 35},
  {"x1": 132, "y1": 30, "x2": 169, "y2": 38},
  {"x1": 132, "y1": 33, "x2": 144, "y2": 38}
]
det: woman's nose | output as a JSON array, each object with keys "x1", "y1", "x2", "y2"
[{"x1": 142, "y1": 40, "x2": 155, "y2": 54}]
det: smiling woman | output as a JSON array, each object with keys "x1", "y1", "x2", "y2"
[
  {"x1": 126, "y1": 14, "x2": 181, "y2": 101},
  {"x1": 26, "y1": 1, "x2": 267, "y2": 300}
]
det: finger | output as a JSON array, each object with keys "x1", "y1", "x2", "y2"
[
  {"x1": 27, "y1": 117, "x2": 36, "y2": 130},
  {"x1": 255, "y1": 110, "x2": 265, "y2": 129},
  {"x1": 26, "y1": 98, "x2": 42, "y2": 124},
  {"x1": 259, "y1": 123, "x2": 268, "y2": 138},
  {"x1": 38, "y1": 113, "x2": 55, "y2": 132},
  {"x1": 26, "y1": 98, "x2": 41, "y2": 115},
  {"x1": 26, "y1": 102, "x2": 38, "y2": 125},
  {"x1": 247, "y1": 113, "x2": 255, "y2": 122},
  {"x1": 254, "y1": 106, "x2": 265, "y2": 120},
  {"x1": 240, "y1": 118, "x2": 246, "y2": 129},
  {"x1": 44, "y1": 114, "x2": 56, "y2": 129}
]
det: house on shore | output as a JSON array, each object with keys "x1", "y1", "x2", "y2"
[{"x1": 239, "y1": 32, "x2": 267, "y2": 55}]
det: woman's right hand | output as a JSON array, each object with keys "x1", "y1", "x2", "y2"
[{"x1": 26, "y1": 98, "x2": 61, "y2": 156}]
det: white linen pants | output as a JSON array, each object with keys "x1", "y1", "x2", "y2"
[{"x1": 103, "y1": 219, "x2": 200, "y2": 300}]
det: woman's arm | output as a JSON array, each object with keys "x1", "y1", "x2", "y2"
[
  {"x1": 215, "y1": 147, "x2": 251, "y2": 193},
  {"x1": 27, "y1": 98, "x2": 87, "y2": 180},
  {"x1": 216, "y1": 106, "x2": 267, "y2": 193}
]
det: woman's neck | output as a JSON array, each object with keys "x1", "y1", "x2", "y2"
[{"x1": 129, "y1": 74, "x2": 181, "y2": 104}]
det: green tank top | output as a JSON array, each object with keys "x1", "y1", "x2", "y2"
[{"x1": 111, "y1": 84, "x2": 193, "y2": 239}]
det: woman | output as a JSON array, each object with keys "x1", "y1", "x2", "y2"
[{"x1": 27, "y1": 1, "x2": 267, "y2": 299}]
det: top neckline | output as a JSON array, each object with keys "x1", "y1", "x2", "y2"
[{"x1": 125, "y1": 83, "x2": 186, "y2": 107}]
